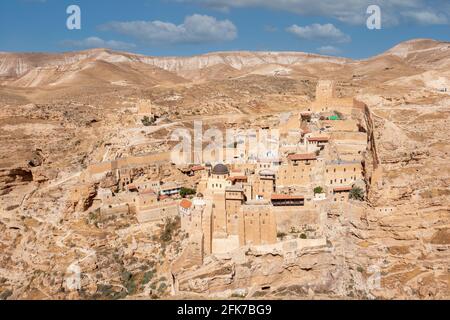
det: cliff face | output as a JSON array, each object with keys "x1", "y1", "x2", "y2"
[{"x1": 350, "y1": 94, "x2": 450, "y2": 299}]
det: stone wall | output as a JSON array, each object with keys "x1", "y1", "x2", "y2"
[
  {"x1": 136, "y1": 202, "x2": 178, "y2": 223},
  {"x1": 273, "y1": 207, "x2": 319, "y2": 233}
]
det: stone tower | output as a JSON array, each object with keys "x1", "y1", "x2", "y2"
[
  {"x1": 137, "y1": 99, "x2": 153, "y2": 116},
  {"x1": 315, "y1": 80, "x2": 336, "y2": 102}
]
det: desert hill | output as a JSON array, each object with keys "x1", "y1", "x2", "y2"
[{"x1": 1, "y1": 39, "x2": 448, "y2": 90}]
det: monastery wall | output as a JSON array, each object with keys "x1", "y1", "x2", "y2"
[
  {"x1": 87, "y1": 152, "x2": 171, "y2": 176},
  {"x1": 276, "y1": 163, "x2": 314, "y2": 187},
  {"x1": 212, "y1": 192, "x2": 227, "y2": 235},
  {"x1": 100, "y1": 203, "x2": 131, "y2": 217},
  {"x1": 136, "y1": 202, "x2": 178, "y2": 223},
  {"x1": 273, "y1": 207, "x2": 320, "y2": 233},
  {"x1": 321, "y1": 119, "x2": 359, "y2": 132},
  {"x1": 330, "y1": 131, "x2": 367, "y2": 143},
  {"x1": 325, "y1": 161, "x2": 363, "y2": 186},
  {"x1": 238, "y1": 204, "x2": 277, "y2": 246}
]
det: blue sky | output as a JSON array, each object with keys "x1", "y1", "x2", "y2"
[{"x1": 1, "y1": 0, "x2": 449, "y2": 59}]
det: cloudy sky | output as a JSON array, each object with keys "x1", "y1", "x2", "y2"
[{"x1": 1, "y1": 0, "x2": 449, "y2": 58}]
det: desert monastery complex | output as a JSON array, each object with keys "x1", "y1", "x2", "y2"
[{"x1": 70, "y1": 80, "x2": 373, "y2": 270}]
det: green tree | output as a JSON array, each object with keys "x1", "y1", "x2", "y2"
[
  {"x1": 314, "y1": 186, "x2": 324, "y2": 194},
  {"x1": 180, "y1": 187, "x2": 196, "y2": 198},
  {"x1": 350, "y1": 186, "x2": 365, "y2": 201}
]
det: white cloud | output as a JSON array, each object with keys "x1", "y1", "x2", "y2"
[
  {"x1": 401, "y1": 10, "x2": 448, "y2": 25},
  {"x1": 61, "y1": 37, "x2": 136, "y2": 50},
  {"x1": 317, "y1": 45, "x2": 342, "y2": 56},
  {"x1": 175, "y1": 0, "x2": 449, "y2": 26},
  {"x1": 287, "y1": 23, "x2": 351, "y2": 43},
  {"x1": 99, "y1": 14, "x2": 237, "y2": 45}
]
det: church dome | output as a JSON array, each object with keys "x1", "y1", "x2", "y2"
[{"x1": 212, "y1": 164, "x2": 229, "y2": 175}]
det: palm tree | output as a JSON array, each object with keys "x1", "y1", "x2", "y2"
[{"x1": 350, "y1": 186, "x2": 365, "y2": 201}]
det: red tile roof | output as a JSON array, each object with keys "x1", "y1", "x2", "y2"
[
  {"x1": 287, "y1": 153, "x2": 317, "y2": 161},
  {"x1": 140, "y1": 189, "x2": 157, "y2": 195},
  {"x1": 333, "y1": 186, "x2": 353, "y2": 192},
  {"x1": 191, "y1": 165, "x2": 205, "y2": 172},
  {"x1": 307, "y1": 137, "x2": 330, "y2": 142},
  {"x1": 271, "y1": 194, "x2": 305, "y2": 200},
  {"x1": 179, "y1": 199, "x2": 193, "y2": 209},
  {"x1": 128, "y1": 184, "x2": 138, "y2": 191}
]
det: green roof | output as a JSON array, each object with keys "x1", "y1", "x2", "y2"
[{"x1": 329, "y1": 115, "x2": 340, "y2": 120}]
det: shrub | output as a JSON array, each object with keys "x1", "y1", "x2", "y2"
[
  {"x1": 141, "y1": 116, "x2": 155, "y2": 126},
  {"x1": 160, "y1": 217, "x2": 179, "y2": 243},
  {"x1": 142, "y1": 270, "x2": 155, "y2": 285},
  {"x1": 158, "y1": 282, "x2": 168, "y2": 294},
  {"x1": 277, "y1": 232, "x2": 287, "y2": 239}
]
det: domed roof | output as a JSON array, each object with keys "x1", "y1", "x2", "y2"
[{"x1": 212, "y1": 164, "x2": 229, "y2": 175}]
